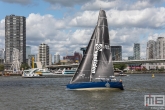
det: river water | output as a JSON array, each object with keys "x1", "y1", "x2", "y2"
[{"x1": 0, "y1": 74, "x2": 165, "y2": 110}]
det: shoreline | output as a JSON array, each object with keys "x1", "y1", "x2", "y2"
[
  {"x1": 0, "y1": 72, "x2": 165, "y2": 76},
  {"x1": 125, "y1": 71, "x2": 165, "y2": 74}
]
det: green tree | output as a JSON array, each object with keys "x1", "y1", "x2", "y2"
[
  {"x1": 20, "y1": 63, "x2": 30, "y2": 70},
  {"x1": 0, "y1": 64, "x2": 4, "y2": 71},
  {"x1": 158, "y1": 66, "x2": 164, "y2": 71},
  {"x1": 114, "y1": 64, "x2": 127, "y2": 70}
]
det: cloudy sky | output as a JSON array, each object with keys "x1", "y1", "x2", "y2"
[{"x1": 1, "y1": 0, "x2": 165, "y2": 60}]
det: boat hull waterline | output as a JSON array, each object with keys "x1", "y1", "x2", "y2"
[{"x1": 66, "y1": 81, "x2": 124, "y2": 90}]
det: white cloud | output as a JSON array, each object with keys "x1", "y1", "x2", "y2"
[
  {"x1": 81, "y1": 0, "x2": 165, "y2": 11},
  {"x1": 26, "y1": 13, "x2": 66, "y2": 45},
  {"x1": 82, "y1": 0, "x2": 122, "y2": 10},
  {"x1": 71, "y1": 29, "x2": 92, "y2": 45},
  {"x1": 2, "y1": 0, "x2": 165, "y2": 60},
  {"x1": 109, "y1": 27, "x2": 152, "y2": 59},
  {"x1": 130, "y1": 0, "x2": 153, "y2": 10},
  {"x1": 7, "y1": 6, "x2": 165, "y2": 59},
  {"x1": 70, "y1": 7, "x2": 165, "y2": 29},
  {"x1": 69, "y1": 11, "x2": 98, "y2": 27},
  {"x1": 26, "y1": 13, "x2": 88, "y2": 56},
  {"x1": 0, "y1": 0, "x2": 33, "y2": 5},
  {"x1": 44, "y1": 0, "x2": 89, "y2": 7}
]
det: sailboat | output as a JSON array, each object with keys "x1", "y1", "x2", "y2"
[{"x1": 66, "y1": 10, "x2": 124, "y2": 90}]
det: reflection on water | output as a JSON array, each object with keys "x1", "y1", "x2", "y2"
[{"x1": 0, "y1": 74, "x2": 165, "y2": 110}]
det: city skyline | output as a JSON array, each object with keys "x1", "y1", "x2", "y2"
[{"x1": 1, "y1": 0, "x2": 165, "y2": 59}]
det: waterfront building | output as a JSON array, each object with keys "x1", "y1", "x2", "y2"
[
  {"x1": 5, "y1": 14, "x2": 26, "y2": 69},
  {"x1": 133, "y1": 43, "x2": 140, "y2": 60},
  {"x1": 127, "y1": 43, "x2": 141, "y2": 70},
  {"x1": 63, "y1": 52, "x2": 82, "y2": 63},
  {"x1": 0, "y1": 49, "x2": 4, "y2": 59},
  {"x1": 111, "y1": 46, "x2": 122, "y2": 61},
  {"x1": 38, "y1": 43, "x2": 49, "y2": 67},
  {"x1": 144, "y1": 37, "x2": 165, "y2": 70},
  {"x1": 128, "y1": 56, "x2": 134, "y2": 60},
  {"x1": 0, "y1": 49, "x2": 4, "y2": 64},
  {"x1": 146, "y1": 40, "x2": 156, "y2": 59},
  {"x1": 49, "y1": 54, "x2": 52, "y2": 65},
  {"x1": 156, "y1": 37, "x2": 165, "y2": 59},
  {"x1": 36, "y1": 53, "x2": 39, "y2": 62},
  {"x1": 26, "y1": 46, "x2": 31, "y2": 59},
  {"x1": 54, "y1": 53, "x2": 60, "y2": 64},
  {"x1": 156, "y1": 37, "x2": 165, "y2": 68},
  {"x1": 144, "y1": 40, "x2": 157, "y2": 70},
  {"x1": 80, "y1": 46, "x2": 122, "y2": 61}
]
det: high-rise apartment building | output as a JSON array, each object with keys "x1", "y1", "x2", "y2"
[
  {"x1": 38, "y1": 43, "x2": 49, "y2": 67},
  {"x1": 156, "y1": 37, "x2": 165, "y2": 59},
  {"x1": 146, "y1": 40, "x2": 156, "y2": 59},
  {"x1": 49, "y1": 54, "x2": 52, "y2": 65},
  {"x1": 0, "y1": 49, "x2": 4, "y2": 59},
  {"x1": 0, "y1": 49, "x2": 4, "y2": 64},
  {"x1": 133, "y1": 43, "x2": 140, "y2": 60},
  {"x1": 26, "y1": 46, "x2": 31, "y2": 59},
  {"x1": 54, "y1": 53, "x2": 60, "y2": 64},
  {"x1": 144, "y1": 37, "x2": 165, "y2": 70},
  {"x1": 111, "y1": 46, "x2": 122, "y2": 61},
  {"x1": 5, "y1": 14, "x2": 26, "y2": 66}
]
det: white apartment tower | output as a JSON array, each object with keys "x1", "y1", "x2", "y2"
[
  {"x1": 38, "y1": 43, "x2": 49, "y2": 67},
  {"x1": 145, "y1": 37, "x2": 165, "y2": 70},
  {"x1": 54, "y1": 53, "x2": 60, "y2": 64},
  {"x1": 156, "y1": 37, "x2": 165, "y2": 59},
  {"x1": 145, "y1": 40, "x2": 157, "y2": 70},
  {"x1": 26, "y1": 46, "x2": 31, "y2": 59},
  {"x1": 146, "y1": 40, "x2": 156, "y2": 59},
  {"x1": 49, "y1": 54, "x2": 52, "y2": 65}
]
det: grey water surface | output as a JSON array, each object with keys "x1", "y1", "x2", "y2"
[{"x1": 0, "y1": 74, "x2": 165, "y2": 110}]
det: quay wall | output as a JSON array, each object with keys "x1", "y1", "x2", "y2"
[
  {"x1": 0, "y1": 71, "x2": 22, "y2": 76},
  {"x1": 125, "y1": 71, "x2": 165, "y2": 74}
]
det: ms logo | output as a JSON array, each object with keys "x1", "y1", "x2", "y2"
[{"x1": 95, "y1": 44, "x2": 102, "y2": 51}]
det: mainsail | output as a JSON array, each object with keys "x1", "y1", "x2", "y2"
[{"x1": 70, "y1": 10, "x2": 114, "y2": 84}]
